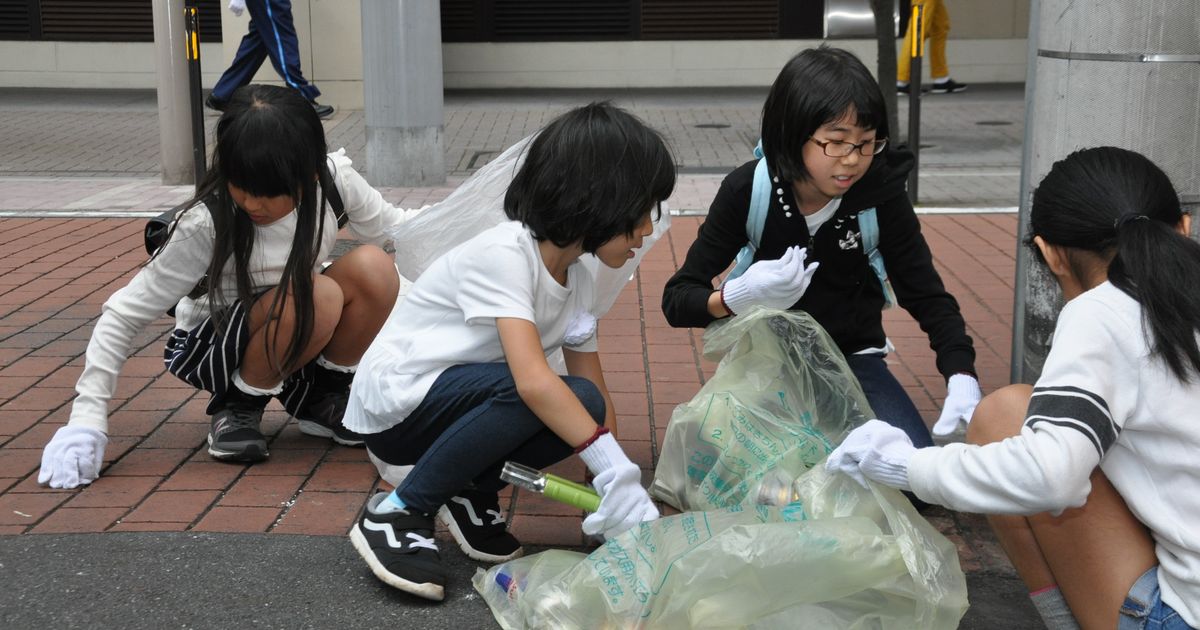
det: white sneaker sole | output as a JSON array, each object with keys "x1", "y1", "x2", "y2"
[
  {"x1": 436, "y1": 505, "x2": 524, "y2": 564},
  {"x1": 296, "y1": 419, "x2": 364, "y2": 447},
  {"x1": 349, "y1": 524, "x2": 445, "y2": 601}
]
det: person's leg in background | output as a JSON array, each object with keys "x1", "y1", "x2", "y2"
[
  {"x1": 925, "y1": 0, "x2": 967, "y2": 93},
  {"x1": 206, "y1": 17, "x2": 268, "y2": 109},
  {"x1": 242, "y1": 0, "x2": 334, "y2": 117}
]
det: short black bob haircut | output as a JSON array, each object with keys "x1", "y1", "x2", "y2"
[
  {"x1": 760, "y1": 45, "x2": 890, "y2": 183},
  {"x1": 504, "y1": 102, "x2": 676, "y2": 253}
]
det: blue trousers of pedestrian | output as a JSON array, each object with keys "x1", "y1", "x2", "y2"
[
  {"x1": 211, "y1": 0, "x2": 320, "y2": 102},
  {"x1": 364, "y1": 362, "x2": 606, "y2": 516},
  {"x1": 844, "y1": 354, "x2": 934, "y2": 449}
]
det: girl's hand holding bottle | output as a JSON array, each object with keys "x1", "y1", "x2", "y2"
[
  {"x1": 721, "y1": 246, "x2": 819, "y2": 315},
  {"x1": 38, "y1": 425, "x2": 108, "y2": 488},
  {"x1": 578, "y1": 432, "x2": 659, "y2": 539}
]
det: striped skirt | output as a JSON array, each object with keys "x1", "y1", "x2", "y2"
[{"x1": 164, "y1": 298, "x2": 315, "y2": 415}]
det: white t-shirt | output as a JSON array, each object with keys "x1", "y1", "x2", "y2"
[
  {"x1": 908, "y1": 282, "x2": 1200, "y2": 626},
  {"x1": 68, "y1": 151, "x2": 416, "y2": 432},
  {"x1": 344, "y1": 221, "x2": 599, "y2": 435}
]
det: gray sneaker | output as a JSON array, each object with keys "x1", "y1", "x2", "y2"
[{"x1": 207, "y1": 389, "x2": 270, "y2": 462}]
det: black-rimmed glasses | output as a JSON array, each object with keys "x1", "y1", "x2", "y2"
[{"x1": 809, "y1": 137, "x2": 888, "y2": 157}]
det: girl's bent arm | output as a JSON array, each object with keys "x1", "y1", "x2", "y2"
[
  {"x1": 496, "y1": 318, "x2": 599, "y2": 447},
  {"x1": 70, "y1": 211, "x2": 214, "y2": 433},
  {"x1": 328, "y1": 152, "x2": 421, "y2": 244},
  {"x1": 562, "y1": 348, "x2": 616, "y2": 434}
]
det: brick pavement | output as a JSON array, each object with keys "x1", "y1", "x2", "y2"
[{"x1": 0, "y1": 209, "x2": 1021, "y2": 581}]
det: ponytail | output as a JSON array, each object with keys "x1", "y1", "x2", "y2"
[{"x1": 1030, "y1": 146, "x2": 1200, "y2": 381}]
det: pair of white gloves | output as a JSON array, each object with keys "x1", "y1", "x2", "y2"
[
  {"x1": 39, "y1": 425, "x2": 108, "y2": 489},
  {"x1": 826, "y1": 373, "x2": 981, "y2": 490},
  {"x1": 578, "y1": 433, "x2": 659, "y2": 539}
]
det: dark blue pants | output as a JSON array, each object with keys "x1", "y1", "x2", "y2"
[
  {"x1": 845, "y1": 354, "x2": 934, "y2": 448},
  {"x1": 364, "y1": 363, "x2": 607, "y2": 515},
  {"x1": 211, "y1": 0, "x2": 320, "y2": 102}
]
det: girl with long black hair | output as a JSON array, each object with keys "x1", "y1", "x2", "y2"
[
  {"x1": 40, "y1": 84, "x2": 412, "y2": 485},
  {"x1": 828, "y1": 147, "x2": 1200, "y2": 629}
]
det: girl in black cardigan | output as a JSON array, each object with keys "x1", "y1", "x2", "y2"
[{"x1": 662, "y1": 46, "x2": 980, "y2": 450}]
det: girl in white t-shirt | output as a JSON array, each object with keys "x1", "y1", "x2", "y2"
[
  {"x1": 346, "y1": 103, "x2": 674, "y2": 601},
  {"x1": 827, "y1": 147, "x2": 1200, "y2": 629},
  {"x1": 38, "y1": 84, "x2": 413, "y2": 486}
]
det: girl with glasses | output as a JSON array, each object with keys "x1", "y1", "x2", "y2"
[{"x1": 663, "y1": 45, "x2": 980, "y2": 479}]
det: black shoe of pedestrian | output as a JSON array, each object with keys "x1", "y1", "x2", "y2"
[
  {"x1": 438, "y1": 488, "x2": 523, "y2": 563},
  {"x1": 896, "y1": 83, "x2": 910, "y2": 95},
  {"x1": 282, "y1": 366, "x2": 365, "y2": 447},
  {"x1": 350, "y1": 493, "x2": 447, "y2": 601},
  {"x1": 208, "y1": 386, "x2": 270, "y2": 462},
  {"x1": 310, "y1": 100, "x2": 335, "y2": 119},
  {"x1": 204, "y1": 94, "x2": 227, "y2": 112},
  {"x1": 930, "y1": 78, "x2": 968, "y2": 94}
]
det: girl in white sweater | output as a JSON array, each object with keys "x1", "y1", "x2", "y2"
[
  {"x1": 39, "y1": 85, "x2": 413, "y2": 486},
  {"x1": 828, "y1": 147, "x2": 1199, "y2": 629}
]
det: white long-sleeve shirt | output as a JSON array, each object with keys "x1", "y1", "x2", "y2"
[
  {"x1": 908, "y1": 282, "x2": 1200, "y2": 626},
  {"x1": 68, "y1": 151, "x2": 416, "y2": 434}
]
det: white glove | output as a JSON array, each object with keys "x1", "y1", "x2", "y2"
[
  {"x1": 722, "y1": 246, "x2": 819, "y2": 315},
  {"x1": 38, "y1": 425, "x2": 108, "y2": 489},
  {"x1": 578, "y1": 433, "x2": 660, "y2": 539},
  {"x1": 824, "y1": 419, "x2": 916, "y2": 491},
  {"x1": 932, "y1": 374, "x2": 982, "y2": 438},
  {"x1": 228, "y1": 0, "x2": 246, "y2": 17}
]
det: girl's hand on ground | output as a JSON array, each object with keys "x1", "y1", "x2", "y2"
[
  {"x1": 722, "y1": 246, "x2": 819, "y2": 314},
  {"x1": 38, "y1": 425, "x2": 107, "y2": 489},
  {"x1": 933, "y1": 374, "x2": 982, "y2": 437},
  {"x1": 825, "y1": 419, "x2": 916, "y2": 491}
]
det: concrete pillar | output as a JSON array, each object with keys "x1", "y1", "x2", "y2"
[
  {"x1": 1012, "y1": 0, "x2": 1200, "y2": 382},
  {"x1": 152, "y1": 0, "x2": 195, "y2": 185},
  {"x1": 361, "y1": 0, "x2": 446, "y2": 186}
]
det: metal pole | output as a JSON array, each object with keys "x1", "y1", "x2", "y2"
[
  {"x1": 906, "y1": 3, "x2": 923, "y2": 204},
  {"x1": 151, "y1": 0, "x2": 194, "y2": 185},
  {"x1": 184, "y1": 0, "x2": 207, "y2": 187},
  {"x1": 361, "y1": 0, "x2": 446, "y2": 186},
  {"x1": 1009, "y1": 0, "x2": 1041, "y2": 384}
]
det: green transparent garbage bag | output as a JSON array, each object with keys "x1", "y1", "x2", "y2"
[
  {"x1": 474, "y1": 466, "x2": 969, "y2": 629},
  {"x1": 651, "y1": 307, "x2": 875, "y2": 511}
]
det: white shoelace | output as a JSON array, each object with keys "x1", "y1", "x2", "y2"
[{"x1": 406, "y1": 532, "x2": 438, "y2": 551}]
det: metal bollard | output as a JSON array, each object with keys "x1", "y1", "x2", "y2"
[
  {"x1": 184, "y1": 0, "x2": 206, "y2": 188},
  {"x1": 906, "y1": 2, "x2": 924, "y2": 205}
]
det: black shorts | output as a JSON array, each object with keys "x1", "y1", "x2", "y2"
[{"x1": 163, "y1": 296, "x2": 316, "y2": 415}]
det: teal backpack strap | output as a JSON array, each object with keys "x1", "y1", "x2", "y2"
[
  {"x1": 725, "y1": 141, "x2": 771, "y2": 283},
  {"x1": 859, "y1": 207, "x2": 897, "y2": 310}
]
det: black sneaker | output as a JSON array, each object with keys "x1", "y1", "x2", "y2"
[
  {"x1": 204, "y1": 94, "x2": 227, "y2": 112},
  {"x1": 208, "y1": 387, "x2": 270, "y2": 462},
  {"x1": 930, "y1": 78, "x2": 968, "y2": 94},
  {"x1": 437, "y1": 488, "x2": 523, "y2": 563},
  {"x1": 282, "y1": 367, "x2": 365, "y2": 447},
  {"x1": 310, "y1": 100, "x2": 335, "y2": 119},
  {"x1": 897, "y1": 83, "x2": 930, "y2": 95},
  {"x1": 350, "y1": 493, "x2": 447, "y2": 601}
]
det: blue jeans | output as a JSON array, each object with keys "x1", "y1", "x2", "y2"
[
  {"x1": 364, "y1": 363, "x2": 606, "y2": 515},
  {"x1": 1119, "y1": 567, "x2": 1196, "y2": 630},
  {"x1": 844, "y1": 354, "x2": 935, "y2": 449}
]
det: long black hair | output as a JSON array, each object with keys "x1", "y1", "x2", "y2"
[
  {"x1": 760, "y1": 45, "x2": 889, "y2": 183},
  {"x1": 1028, "y1": 146, "x2": 1200, "y2": 381},
  {"x1": 504, "y1": 102, "x2": 675, "y2": 253},
  {"x1": 172, "y1": 84, "x2": 330, "y2": 376}
]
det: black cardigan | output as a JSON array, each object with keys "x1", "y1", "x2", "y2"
[{"x1": 661, "y1": 147, "x2": 976, "y2": 379}]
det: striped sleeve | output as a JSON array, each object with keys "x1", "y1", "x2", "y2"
[{"x1": 1025, "y1": 385, "x2": 1120, "y2": 457}]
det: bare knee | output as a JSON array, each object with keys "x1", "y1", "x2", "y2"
[
  {"x1": 966, "y1": 384, "x2": 1032, "y2": 445},
  {"x1": 312, "y1": 274, "x2": 345, "y2": 339},
  {"x1": 326, "y1": 245, "x2": 399, "y2": 305}
]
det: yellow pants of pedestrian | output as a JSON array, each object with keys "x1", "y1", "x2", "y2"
[{"x1": 897, "y1": 0, "x2": 950, "y2": 83}]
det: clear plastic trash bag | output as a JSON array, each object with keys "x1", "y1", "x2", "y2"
[
  {"x1": 651, "y1": 306, "x2": 874, "y2": 510},
  {"x1": 474, "y1": 465, "x2": 969, "y2": 629},
  {"x1": 386, "y1": 133, "x2": 671, "y2": 320}
]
